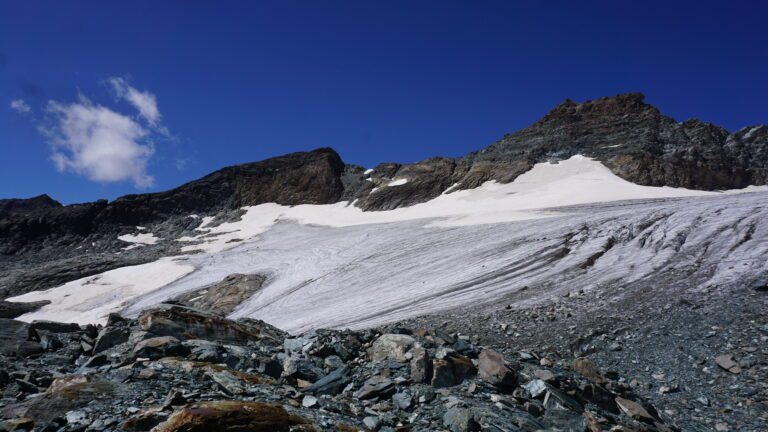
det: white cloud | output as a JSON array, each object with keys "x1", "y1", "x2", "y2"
[
  {"x1": 45, "y1": 96, "x2": 155, "y2": 188},
  {"x1": 108, "y1": 77, "x2": 161, "y2": 125},
  {"x1": 10, "y1": 99, "x2": 31, "y2": 113}
]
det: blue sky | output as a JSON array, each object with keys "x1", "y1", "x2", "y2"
[{"x1": 1, "y1": 1, "x2": 766, "y2": 204}]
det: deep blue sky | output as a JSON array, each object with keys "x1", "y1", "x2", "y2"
[{"x1": 1, "y1": 1, "x2": 766, "y2": 204}]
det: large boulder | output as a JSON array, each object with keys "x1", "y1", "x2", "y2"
[
  {"x1": 431, "y1": 356, "x2": 477, "y2": 388},
  {"x1": 150, "y1": 400, "x2": 312, "y2": 432},
  {"x1": 133, "y1": 336, "x2": 190, "y2": 360},
  {"x1": 138, "y1": 304, "x2": 284, "y2": 346},
  {"x1": 367, "y1": 334, "x2": 415, "y2": 362}
]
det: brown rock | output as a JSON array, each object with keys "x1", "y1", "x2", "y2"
[
  {"x1": 572, "y1": 358, "x2": 607, "y2": 384},
  {"x1": 715, "y1": 354, "x2": 742, "y2": 374},
  {"x1": 150, "y1": 400, "x2": 312, "y2": 432},
  {"x1": 615, "y1": 397, "x2": 655, "y2": 423},
  {"x1": 121, "y1": 406, "x2": 169, "y2": 431},
  {"x1": 138, "y1": 304, "x2": 284, "y2": 346},
  {"x1": 477, "y1": 349, "x2": 517, "y2": 389},
  {"x1": 431, "y1": 356, "x2": 477, "y2": 388},
  {"x1": 0, "y1": 417, "x2": 34, "y2": 431},
  {"x1": 1, "y1": 376, "x2": 115, "y2": 425},
  {"x1": 534, "y1": 369, "x2": 556, "y2": 382}
]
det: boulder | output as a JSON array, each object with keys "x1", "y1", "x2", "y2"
[
  {"x1": 353, "y1": 376, "x2": 396, "y2": 400},
  {"x1": 0, "y1": 300, "x2": 49, "y2": 319},
  {"x1": 151, "y1": 400, "x2": 312, "y2": 432},
  {"x1": 431, "y1": 356, "x2": 477, "y2": 388},
  {"x1": 443, "y1": 407, "x2": 479, "y2": 432},
  {"x1": 410, "y1": 346, "x2": 431, "y2": 383},
  {"x1": 0, "y1": 340, "x2": 43, "y2": 357},
  {"x1": 133, "y1": 336, "x2": 190, "y2": 360},
  {"x1": 0, "y1": 319, "x2": 33, "y2": 340},
  {"x1": 282, "y1": 354, "x2": 325, "y2": 382},
  {"x1": 367, "y1": 334, "x2": 415, "y2": 362},
  {"x1": 93, "y1": 326, "x2": 130, "y2": 354},
  {"x1": 303, "y1": 366, "x2": 352, "y2": 396},
  {"x1": 0, "y1": 376, "x2": 115, "y2": 425},
  {"x1": 30, "y1": 320, "x2": 81, "y2": 333},
  {"x1": 477, "y1": 349, "x2": 517, "y2": 389},
  {"x1": 138, "y1": 304, "x2": 283, "y2": 345}
]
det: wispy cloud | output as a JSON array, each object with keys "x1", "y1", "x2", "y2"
[
  {"x1": 107, "y1": 77, "x2": 161, "y2": 125},
  {"x1": 44, "y1": 95, "x2": 156, "y2": 188},
  {"x1": 10, "y1": 99, "x2": 31, "y2": 113}
]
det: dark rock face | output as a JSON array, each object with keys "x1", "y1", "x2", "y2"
[
  {"x1": 0, "y1": 148, "x2": 344, "y2": 257},
  {"x1": 350, "y1": 93, "x2": 767, "y2": 210},
  {"x1": 0, "y1": 300, "x2": 49, "y2": 319},
  {"x1": 0, "y1": 149, "x2": 344, "y2": 298},
  {"x1": 0, "y1": 194, "x2": 61, "y2": 221}
]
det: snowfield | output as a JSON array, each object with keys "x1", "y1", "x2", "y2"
[{"x1": 9, "y1": 156, "x2": 768, "y2": 331}]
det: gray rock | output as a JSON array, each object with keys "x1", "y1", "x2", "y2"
[
  {"x1": 354, "y1": 375, "x2": 396, "y2": 399},
  {"x1": 523, "y1": 379, "x2": 548, "y2": 398},
  {"x1": 303, "y1": 366, "x2": 352, "y2": 396},
  {"x1": 368, "y1": 334, "x2": 415, "y2": 362},
  {"x1": 443, "y1": 407, "x2": 479, "y2": 432},
  {"x1": 30, "y1": 320, "x2": 81, "y2": 333},
  {"x1": 282, "y1": 354, "x2": 325, "y2": 382},
  {"x1": 392, "y1": 391, "x2": 413, "y2": 410},
  {"x1": 410, "y1": 346, "x2": 431, "y2": 383},
  {"x1": 93, "y1": 326, "x2": 129, "y2": 354},
  {"x1": 363, "y1": 416, "x2": 381, "y2": 430}
]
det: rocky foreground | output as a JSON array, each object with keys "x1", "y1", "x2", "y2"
[{"x1": 0, "y1": 303, "x2": 708, "y2": 432}]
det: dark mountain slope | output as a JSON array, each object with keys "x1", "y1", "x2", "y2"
[
  {"x1": 0, "y1": 194, "x2": 61, "y2": 220},
  {"x1": 352, "y1": 93, "x2": 767, "y2": 209}
]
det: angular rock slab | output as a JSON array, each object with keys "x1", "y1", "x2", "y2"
[
  {"x1": 477, "y1": 349, "x2": 517, "y2": 389},
  {"x1": 138, "y1": 304, "x2": 283, "y2": 345}
]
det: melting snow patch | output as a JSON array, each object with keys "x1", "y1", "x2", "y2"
[
  {"x1": 388, "y1": 178, "x2": 408, "y2": 187},
  {"x1": 118, "y1": 232, "x2": 159, "y2": 246},
  {"x1": 197, "y1": 216, "x2": 216, "y2": 230},
  {"x1": 744, "y1": 126, "x2": 763, "y2": 139},
  {"x1": 7, "y1": 257, "x2": 195, "y2": 325},
  {"x1": 364, "y1": 168, "x2": 374, "y2": 175}
]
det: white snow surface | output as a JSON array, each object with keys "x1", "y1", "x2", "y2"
[
  {"x1": 9, "y1": 258, "x2": 194, "y2": 324},
  {"x1": 10, "y1": 155, "x2": 768, "y2": 330},
  {"x1": 388, "y1": 178, "x2": 408, "y2": 187},
  {"x1": 118, "y1": 232, "x2": 159, "y2": 245}
]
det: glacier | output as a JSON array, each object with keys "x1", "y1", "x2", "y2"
[{"x1": 10, "y1": 156, "x2": 768, "y2": 333}]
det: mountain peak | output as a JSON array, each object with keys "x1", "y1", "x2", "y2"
[{"x1": 540, "y1": 92, "x2": 657, "y2": 123}]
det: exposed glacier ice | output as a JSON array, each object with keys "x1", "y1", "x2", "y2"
[{"x1": 9, "y1": 156, "x2": 768, "y2": 330}]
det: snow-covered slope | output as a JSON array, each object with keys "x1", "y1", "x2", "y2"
[{"x1": 9, "y1": 156, "x2": 768, "y2": 331}]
